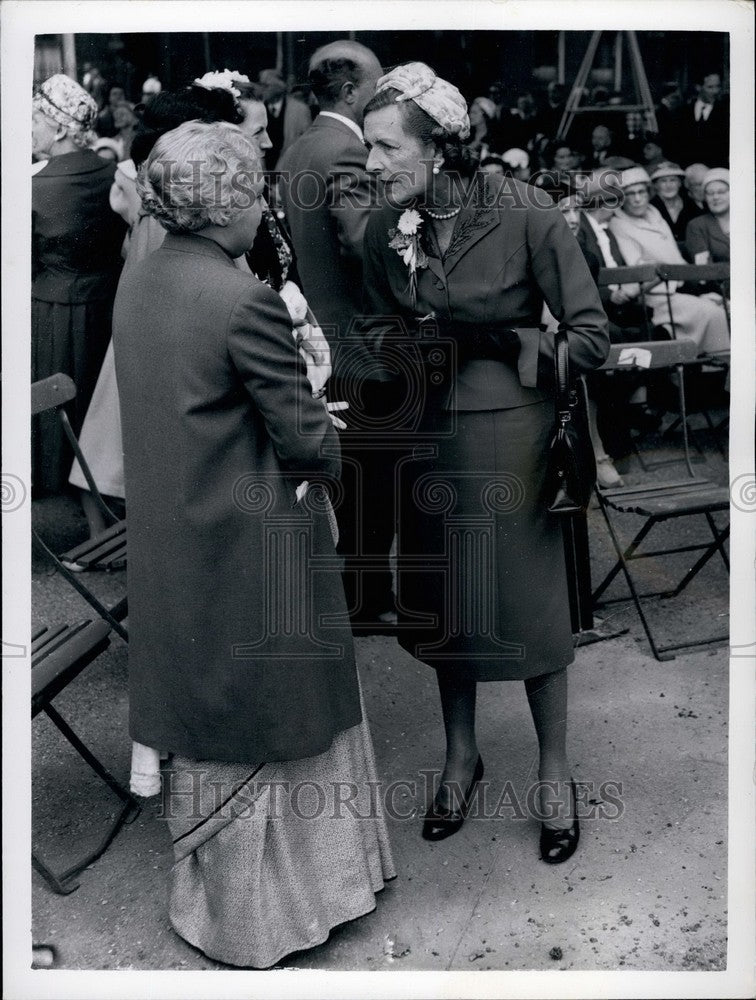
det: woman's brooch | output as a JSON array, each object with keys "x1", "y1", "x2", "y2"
[{"x1": 388, "y1": 208, "x2": 428, "y2": 307}]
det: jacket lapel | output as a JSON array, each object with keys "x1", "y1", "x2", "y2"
[{"x1": 442, "y1": 174, "x2": 501, "y2": 276}]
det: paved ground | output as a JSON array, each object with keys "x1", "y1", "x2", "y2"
[{"x1": 28, "y1": 418, "x2": 733, "y2": 975}]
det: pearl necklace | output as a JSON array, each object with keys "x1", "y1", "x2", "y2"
[{"x1": 424, "y1": 205, "x2": 461, "y2": 221}]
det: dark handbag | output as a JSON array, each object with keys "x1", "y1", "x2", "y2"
[{"x1": 543, "y1": 327, "x2": 596, "y2": 514}]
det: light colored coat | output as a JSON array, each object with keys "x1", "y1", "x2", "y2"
[{"x1": 609, "y1": 206, "x2": 729, "y2": 351}]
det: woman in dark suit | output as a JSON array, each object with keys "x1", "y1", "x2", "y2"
[
  {"x1": 114, "y1": 121, "x2": 393, "y2": 967},
  {"x1": 32, "y1": 73, "x2": 127, "y2": 493},
  {"x1": 684, "y1": 168, "x2": 730, "y2": 264},
  {"x1": 361, "y1": 64, "x2": 609, "y2": 861}
]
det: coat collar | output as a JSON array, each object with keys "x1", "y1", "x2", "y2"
[
  {"x1": 160, "y1": 232, "x2": 238, "y2": 265},
  {"x1": 35, "y1": 148, "x2": 113, "y2": 179}
]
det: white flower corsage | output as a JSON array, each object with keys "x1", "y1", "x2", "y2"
[
  {"x1": 193, "y1": 69, "x2": 250, "y2": 100},
  {"x1": 388, "y1": 208, "x2": 428, "y2": 306}
]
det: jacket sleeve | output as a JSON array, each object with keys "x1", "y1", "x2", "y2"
[
  {"x1": 517, "y1": 200, "x2": 610, "y2": 389},
  {"x1": 227, "y1": 281, "x2": 341, "y2": 481},
  {"x1": 327, "y1": 146, "x2": 375, "y2": 260},
  {"x1": 683, "y1": 216, "x2": 709, "y2": 260}
]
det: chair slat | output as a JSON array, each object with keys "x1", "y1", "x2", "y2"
[
  {"x1": 31, "y1": 623, "x2": 69, "y2": 656},
  {"x1": 656, "y1": 263, "x2": 730, "y2": 283},
  {"x1": 62, "y1": 523, "x2": 127, "y2": 565},
  {"x1": 31, "y1": 620, "x2": 111, "y2": 712},
  {"x1": 597, "y1": 264, "x2": 659, "y2": 286},
  {"x1": 31, "y1": 374, "x2": 77, "y2": 417}
]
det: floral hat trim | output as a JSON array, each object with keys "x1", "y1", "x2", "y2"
[
  {"x1": 193, "y1": 69, "x2": 250, "y2": 101},
  {"x1": 376, "y1": 62, "x2": 470, "y2": 140}
]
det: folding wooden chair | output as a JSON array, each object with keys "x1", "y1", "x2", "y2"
[
  {"x1": 656, "y1": 263, "x2": 731, "y2": 455},
  {"x1": 32, "y1": 374, "x2": 128, "y2": 641},
  {"x1": 32, "y1": 620, "x2": 140, "y2": 894},
  {"x1": 591, "y1": 339, "x2": 729, "y2": 661}
]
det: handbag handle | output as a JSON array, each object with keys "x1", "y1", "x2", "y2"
[{"x1": 554, "y1": 327, "x2": 573, "y2": 424}]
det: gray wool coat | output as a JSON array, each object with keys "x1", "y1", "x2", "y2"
[{"x1": 114, "y1": 232, "x2": 359, "y2": 764}]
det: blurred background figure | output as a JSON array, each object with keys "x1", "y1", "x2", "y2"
[
  {"x1": 111, "y1": 100, "x2": 138, "y2": 160},
  {"x1": 258, "y1": 67, "x2": 312, "y2": 172},
  {"x1": 640, "y1": 135, "x2": 666, "y2": 172},
  {"x1": 675, "y1": 71, "x2": 729, "y2": 167},
  {"x1": 96, "y1": 84, "x2": 126, "y2": 136},
  {"x1": 685, "y1": 167, "x2": 730, "y2": 266},
  {"x1": 465, "y1": 95, "x2": 500, "y2": 160},
  {"x1": 500, "y1": 146, "x2": 530, "y2": 181},
  {"x1": 32, "y1": 73, "x2": 127, "y2": 496},
  {"x1": 540, "y1": 80, "x2": 566, "y2": 139},
  {"x1": 82, "y1": 63, "x2": 108, "y2": 108},
  {"x1": 502, "y1": 90, "x2": 543, "y2": 153},
  {"x1": 92, "y1": 136, "x2": 122, "y2": 163},
  {"x1": 649, "y1": 160, "x2": 703, "y2": 251},
  {"x1": 684, "y1": 162, "x2": 710, "y2": 211},
  {"x1": 479, "y1": 154, "x2": 506, "y2": 177},
  {"x1": 586, "y1": 124, "x2": 615, "y2": 168},
  {"x1": 140, "y1": 73, "x2": 162, "y2": 104}
]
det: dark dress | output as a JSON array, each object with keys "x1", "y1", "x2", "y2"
[
  {"x1": 650, "y1": 194, "x2": 703, "y2": 254},
  {"x1": 32, "y1": 148, "x2": 126, "y2": 493},
  {"x1": 362, "y1": 173, "x2": 609, "y2": 680}
]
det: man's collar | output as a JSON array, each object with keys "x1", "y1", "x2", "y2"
[
  {"x1": 317, "y1": 110, "x2": 364, "y2": 143},
  {"x1": 585, "y1": 211, "x2": 609, "y2": 233}
]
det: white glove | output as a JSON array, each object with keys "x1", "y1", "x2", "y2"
[
  {"x1": 279, "y1": 280, "x2": 309, "y2": 327},
  {"x1": 296, "y1": 323, "x2": 332, "y2": 397}
]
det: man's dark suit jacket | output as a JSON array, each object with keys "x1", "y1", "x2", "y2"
[
  {"x1": 577, "y1": 213, "x2": 650, "y2": 339},
  {"x1": 278, "y1": 114, "x2": 378, "y2": 395},
  {"x1": 673, "y1": 99, "x2": 729, "y2": 167}
]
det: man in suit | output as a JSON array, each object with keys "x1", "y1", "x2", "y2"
[
  {"x1": 674, "y1": 72, "x2": 729, "y2": 168},
  {"x1": 258, "y1": 69, "x2": 313, "y2": 172},
  {"x1": 278, "y1": 40, "x2": 399, "y2": 630}
]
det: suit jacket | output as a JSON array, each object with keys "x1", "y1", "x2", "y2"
[
  {"x1": 362, "y1": 173, "x2": 609, "y2": 411},
  {"x1": 32, "y1": 149, "x2": 126, "y2": 302},
  {"x1": 278, "y1": 114, "x2": 378, "y2": 393},
  {"x1": 684, "y1": 212, "x2": 730, "y2": 264},
  {"x1": 267, "y1": 95, "x2": 313, "y2": 170},
  {"x1": 113, "y1": 232, "x2": 359, "y2": 764},
  {"x1": 673, "y1": 99, "x2": 729, "y2": 167},
  {"x1": 577, "y1": 214, "x2": 653, "y2": 339}
]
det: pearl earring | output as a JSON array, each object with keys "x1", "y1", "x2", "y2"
[{"x1": 432, "y1": 163, "x2": 440, "y2": 175}]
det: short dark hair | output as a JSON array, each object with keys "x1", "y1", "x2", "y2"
[
  {"x1": 130, "y1": 85, "x2": 243, "y2": 167},
  {"x1": 309, "y1": 57, "x2": 363, "y2": 107},
  {"x1": 363, "y1": 86, "x2": 477, "y2": 178}
]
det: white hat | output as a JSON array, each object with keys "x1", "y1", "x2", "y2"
[
  {"x1": 617, "y1": 166, "x2": 652, "y2": 189},
  {"x1": 703, "y1": 167, "x2": 730, "y2": 190},
  {"x1": 501, "y1": 147, "x2": 529, "y2": 170},
  {"x1": 649, "y1": 160, "x2": 685, "y2": 181}
]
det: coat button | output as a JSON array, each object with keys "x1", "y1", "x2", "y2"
[{"x1": 435, "y1": 279, "x2": 444, "y2": 290}]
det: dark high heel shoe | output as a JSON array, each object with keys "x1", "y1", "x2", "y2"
[
  {"x1": 539, "y1": 778, "x2": 580, "y2": 864},
  {"x1": 422, "y1": 755, "x2": 484, "y2": 842}
]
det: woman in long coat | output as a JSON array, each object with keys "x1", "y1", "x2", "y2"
[
  {"x1": 114, "y1": 121, "x2": 393, "y2": 967},
  {"x1": 360, "y1": 64, "x2": 609, "y2": 861},
  {"x1": 32, "y1": 73, "x2": 126, "y2": 493}
]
